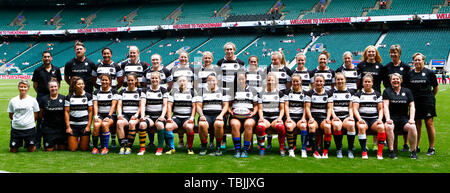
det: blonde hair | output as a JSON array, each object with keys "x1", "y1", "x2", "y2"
[
  {"x1": 389, "y1": 73, "x2": 403, "y2": 82},
  {"x1": 223, "y1": 42, "x2": 236, "y2": 51},
  {"x1": 202, "y1": 51, "x2": 213, "y2": 60},
  {"x1": 266, "y1": 72, "x2": 279, "y2": 90},
  {"x1": 362, "y1": 45, "x2": 382, "y2": 63}
]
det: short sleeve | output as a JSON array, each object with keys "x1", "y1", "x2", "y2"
[
  {"x1": 7, "y1": 99, "x2": 14, "y2": 113},
  {"x1": 352, "y1": 92, "x2": 360, "y2": 103},
  {"x1": 64, "y1": 95, "x2": 71, "y2": 107},
  {"x1": 32, "y1": 97, "x2": 40, "y2": 112}
]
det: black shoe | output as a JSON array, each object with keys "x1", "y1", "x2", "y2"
[
  {"x1": 146, "y1": 143, "x2": 155, "y2": 150},
  {"x1": 402, "y1": 144, "x2": 410, "y2": 152},
  {"x1": 410, "y1": 150, "x2": 418, "y2": 159},
  {"x1": 416, "y1": 146, "x2": 420, "y2": 153},
  {"x1": 426, "y1": 147, "x2": 435, "y2": 156},
  {"x1": 388, "y1": 150, "x2": 398, "y2": 159}
]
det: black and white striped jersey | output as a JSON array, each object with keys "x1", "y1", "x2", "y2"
[
  {"x1": 311, "y1": 67, "x2": 336, "y2": 91},
  {"x1": 93, "y1": 88, "x2": 118, "y2": 116},
  {"x1": 141, "y1": 86, "x2": 168, "y2": 117},
  {"x1": 171, "y1": 64, "x2": 195, "y2": 89},
  {"x1": 305, "y1": 89, "x2": 333, "y2": 120},
  {"x1": 194, "y1": 65, "x2": 222, "y2": 91},
  {"x1": 291, "y1": 68, "x2": 313, "y2": 92},
  {"x1": 142, "y1": 65, "x2": 173, "y2": 90},
  {"x1": 284, "y1": 88, "x2": 305, "y2": 119},
  {"x1": 332, "y1": 89, "x2": 353, "y2": 119},
  {"x1": 245, "y1": 68, "x2": 265, "y2": 93},
  {"x1": 258, "y1": 89, "x2": 285, "y2": 120},
  {"x1": 231, "y1": 86, "x2": 258, "y2": 113},
  {"x1": 194, "y1": 88, "x2": 230, "y2": 115},
  {"x1": 266, "y1": 65, "x2": 292, "y2": 91},
  {"x1": 352, "y1": 89, "x2": 382, "y2": 119},
  {"x1": 65, "y1": 92, "x2": 93, "y2": 126},
  {"x1": 168, "y1": 88, "x2": 195, "y2": 119},
  {"x1": 217, "y1": 58, "x2": 245, "y2": 94},
  {"x1": 118, "y1": 88, "x2": 141, "y2": 116},
  {"x1": 92, "y1": 61, "x2": 123, "y2": 90},
  {"x1": 336, "y1": 65, "x2": 359, "y2": 93},
  {"x1": 120, "y1": 60, "x2": 149, "y2": 87}
]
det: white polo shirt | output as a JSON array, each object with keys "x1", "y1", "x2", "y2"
[{"x1": 7, "y1": 95, "x2": 40, "y2": 130}]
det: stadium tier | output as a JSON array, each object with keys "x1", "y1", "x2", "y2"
[
  {"x1": 304, "y1": 31, "x2": 382, "y2": 70},
  {"x1": 176, "y1": 0, "x2": 225, "y2": 24},
  {"x1": 281, "y1": 0, "x2": 318, "y2": 20},
  {"x1": 377, "y1": 28, "x2": 450, "y2": 64},
  {"x1": 239, "y1": 33, "x2": 312, "y2": 68},
  {"x1": 367, "y1": 0, "x2": 446, "y2": 16},
  {"x1": 302, "y1": 0, "x2": 377, "y2": 19},
  {"x1": 130, "y1": 3, "x2": 179, "y2": 26}
]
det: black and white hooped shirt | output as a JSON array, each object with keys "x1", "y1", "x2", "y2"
[
  {"x1": 258, "y1": 88, "x2": 286, "y2": 120},
  {"x1": 65, "y1": 92, "x2": 93, "y2": 126},
  {"x1": 92, "y1": 61, "x2": 123, "y2": 89},
  {"x1": 305, "y1": 89, "x2": 333, "y2": 120},
  {"x1": 291, "y1": 67, "x2": 313, "y2": 92},
  {"x1": 141, "y1": 86, "x2": 169, "y2": 118},
  {"x1": 93, "y1": 88, "x2": 118, "y2": 116},
  {"x1": 352, "y1": 89, "x2": 382, "y2": 119},
  {"x1": 336, "y1": 65, "x2": 359, "y2": 93},
  {"x1": 245, "y1": 67, "x2": 265, "y2": 93},
  {"x1": 284, "y1": 88, "x2": 305, "y2": 119},
  {"x1": 231, "y1": 86, "x2": 258, "y2": 114},
  {"x1": 172, "y1": 64, "x2": 195, "y2": 89},
  {"x1": 120, "y1": 59, "x2": 149, "y2": 87},
  {"x1": 332, "y1": 89, "x2": 353, "y2": 119},
  {"x1": 311, "y1": 67, "x2": 335, "y2": 92},
  {"x1": 266, "y1": 64, "x2": 292, "y2": 91},
  {"x1": 118, "y1": 88, "x2": 141, "y2": 116},
  {"x1": 194, "y1": 88, "x2": 230, "y2": 115},
  {"x1": 143, "y1": 65, "x2": 173, "y2": 90},
  {"x1": 168, "y1": 88, "x2": 195, "y2": 119},
  {"x1": 194, "y1": 65, "x2": 222, "y2": 91}
]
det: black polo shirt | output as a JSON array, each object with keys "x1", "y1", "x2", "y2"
[
  {"x1": 64, "y1": 57, "x2": 96, "y2": 94},
  {"x1": 382, "y1": 87, "x2": 414, "y2": 118},
  {"x1": 381, "y1": 61, "x2": 411, "y2": 89},
  {"x1": 32, "y1": 64, "x2": 62, "y2": 95},
  {"x1": 357, "y1": 61, "x2": 383, "y2": 93}
]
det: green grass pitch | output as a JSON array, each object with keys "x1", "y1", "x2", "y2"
[{"x1": 0, "y1": 79, "x2": 448, "y2": 173}]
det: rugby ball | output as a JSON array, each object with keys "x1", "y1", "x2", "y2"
[{"x1": 232, "y1": 108, "x2": 252, "y2": 119}]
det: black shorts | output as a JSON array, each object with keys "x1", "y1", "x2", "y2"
[
  {"x1": 70, "y1": 124, "x2": 91, "y2": 137},
  {"x1": 205, "y1": 114, "x2": 221, "y2": 132},
  {"x1": 41, "y1": 125, "x2": 67, "y2": 148},
  {"x1": 392, "y1": 116, "x2": 409, "y2": 134},
  {"x1": 10, "y1": 127, "x2": 36, "y2": 148},
  {"x1": 122, "y1": 113, "x2": 138, "y2": 122},
  {"x1": 289, "y1": 116, "x2": 303, "y2": 123},
  {"x1": 415, "y1": 98, "x2": 436, "y2": 119},
  {"x1": 362, "y1": 118, "x2": 378, "y2": 128},
  {"x1": 230, "y1": 115, "x2": 258, "y2": 129},
  {"x1": 143, "y1": 115, "x2": 166, "y2": 129},
  {"x1": 311, "y1": 117, "x2": 325, "y2": 126},
  {"x1": 172, "y1": 116, "x2": 189, "y2": 128}
]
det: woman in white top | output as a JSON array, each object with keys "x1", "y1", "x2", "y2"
[{"x1": 8, "y1": 79, "x2": 40, "y2": 153}]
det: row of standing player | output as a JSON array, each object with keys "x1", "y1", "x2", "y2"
[{"x1": 23, "y1": 42, "x2": 438, "y2": 159}]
